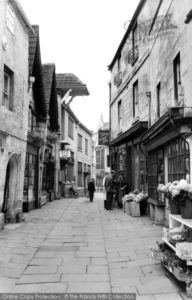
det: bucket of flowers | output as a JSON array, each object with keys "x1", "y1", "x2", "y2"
[{"x1": 158, "y1": 180, "x2": 192, "y2": 218}]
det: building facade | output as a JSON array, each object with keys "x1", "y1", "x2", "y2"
[
  {"x1": 0, "y1": 0, "x2": 32, "y2": 222},
  {"x1": 109, "y1": 0, "x2": 192, "y2": 224},
  {"x1": 92, "y1": 118, "x2": 110, "y2": 190},
  {"x1": 56, "y1": 73, "x2": 93, "y2": 197}
]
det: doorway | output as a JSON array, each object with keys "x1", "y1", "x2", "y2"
[{"x1": 2, "y1": 154, "x2": 19, "y2": 223}]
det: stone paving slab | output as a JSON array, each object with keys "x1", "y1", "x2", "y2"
[
  {"x1": 11, "y1": 283, "x2": 68, "y2": 293},
  {"x1": 29, "y1": 258, "x2": 63, "y2": 266},
  {"x1": 154, "y1": 294, "x2": 183, "y2": 300},
  {"x1": 0, "y1": 194, "x2": 187, "y2": 297},
  {"x1": 16, "y1": 274, "x2": 61, "y2": 284},
  {"x1": 59, "y1": 263, "x2": 86, "y2": 274},
  {"x1": 23, "y1": 265, "x2": 58, "y2": 274}
]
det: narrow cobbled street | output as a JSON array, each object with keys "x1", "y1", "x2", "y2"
[{"x1": 0, "y1": 194, "x2": 186, "y2": 299}]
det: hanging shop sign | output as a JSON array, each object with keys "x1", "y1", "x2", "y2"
[
  {"x1": 60, "y1": 149, "x2": 71, "y2": 159},
  {"x1": 98, "y1": 130, "x2": 109, "y2": 146}
]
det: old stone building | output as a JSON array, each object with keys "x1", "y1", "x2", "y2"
[
  {"x1": 23, "y1": 25, "x2": 47, "y2": 212},
  {"x1": 109, "y1": 0, "x2": 192, "y2": 224},
  {"x1": 42, "y1": 64, "x2": 60, "y2": 202},
  {"x1": 56, "y1": 73, "x2": 93, "y2": 197},
  {"x1": 0, "y1": 0, "x2": 32, "y2": 222}
]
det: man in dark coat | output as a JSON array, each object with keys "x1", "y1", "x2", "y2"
[
  {"x1": 88, "y1": 178, "x2": 96, "y2": 202},
  {"x1": 105, "y1": 170, "x2": 116, "y2": 210}
]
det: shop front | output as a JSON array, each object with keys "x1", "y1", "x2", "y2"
[
  {"x1": 42, "y1": 146, "x2": 55, "y2": 202},
  {"x1": 23, "y1": 144, "x2": 39, "y2": 212},
  {"x1": 141, "y1": 107, "x2": 192, "y2": 225},
  {"x1": 110, "y1": 121, "x2": 148, "y2": 192}
]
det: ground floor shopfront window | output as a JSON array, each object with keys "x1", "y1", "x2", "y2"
[
  {"x1": 148, "y1": 137, "x2": 190, "y2": 201},
  {"x1": 23, "y1": 152, "x2": 38, "y2": 211},
  {"x1": 168, "y1": 137, "x2": 190, "y2": 182},
  {"x1": 148, "y1": 148, "x2": 164, "y2": 201}
]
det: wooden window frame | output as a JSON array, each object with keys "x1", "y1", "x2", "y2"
[
  {"x1": 168, "y1": 138, "x2": 190, "y2": 182},
  {"x1": 173, "y1": 52, "x2": 181, "y2": 105},
  {"x1": 133, "y1": 80, "x2": 139, "y2": 118},
  {"x1": 156, "y1": 82, "x2": 161, "y2": 118}
]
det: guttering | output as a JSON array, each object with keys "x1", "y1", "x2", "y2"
[{"x1": 11, "y1": 0, "x2": 35, "y2": 33}]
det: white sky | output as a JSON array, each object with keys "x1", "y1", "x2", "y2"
[{"x1": 19, "y1": 0, "x2": 140, "y2": 131}]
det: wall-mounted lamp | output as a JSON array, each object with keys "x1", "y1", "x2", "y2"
[{"x1": 185, "y1": 9, "x2": 192, "y2": 24}]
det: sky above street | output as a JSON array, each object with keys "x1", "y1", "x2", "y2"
[{"x1": 19, "y1": 0, "x2": 140, "y2": 132}]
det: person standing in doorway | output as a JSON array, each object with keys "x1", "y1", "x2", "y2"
[
  {"x1": 105, "y1": 170, "x2": 116, "y2": 210},
  {"x1": 88, "y1": 178, "x2": 96, "y2": 202}
]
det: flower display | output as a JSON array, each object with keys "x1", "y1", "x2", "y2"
[
  {"x1": 157, "y1": 179, "x2": 192, "y2": 198},
  {"x1": 122, "y1": 190, "x2": 148, "y2": 203}
]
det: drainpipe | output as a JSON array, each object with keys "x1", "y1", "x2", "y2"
[{"x1": 109, "y1": 81, "x2": 112, "y2": 169}]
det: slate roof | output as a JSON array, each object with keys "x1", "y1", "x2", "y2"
[
  {"x1": 56, "y1": 73, "x2": 89, "y2": 97},
  {"x1": 29, "y1": 25, "x2": 39, "y2": 76},
  {"x1": 28, "y1": 25, "x2": 46, "y2": 119},
  {"x1": 42, "y1": 64, "x2": 59, "y2": 131}
]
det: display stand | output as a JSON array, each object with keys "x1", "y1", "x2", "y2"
[
  {"x1": 161, "y1": 214, "x2": 192, "y2": 297},
  {"x1": 148, "y1": 198, "x2": 165, "y2": 225}
]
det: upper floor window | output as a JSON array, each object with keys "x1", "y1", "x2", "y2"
[
  {"x1": 78, "y1": 134, "x2": 83, "y2": 151},
  {"x1": 156, "y1": 82, "x2": 161, "y2": 118},
  {"x1": 6, "y1": 2, "x2": 15, "y2": 34},
  {"x1": 118, "y1": 100, "x2": 122, "y2": 132},
  {"x1": 85, "y1": 138, "x2": 88, "y2": 154},
  {"x1": 28, "y1": 108, "x2": 37, "y2": 133},
  {"x1": 96, "y1": 149, "x2": 104, "y2": 170},
  {"x1": 133, "y1": 80, "x2": 139, "y2": 118},
  {"x1": 68, "y1": 117, "x2": 74, "y2": 139},
  {"x1": 3, "y1": 65, "x2": 14, "y2": 110},
  {"x1": 117, "y1": 55, "x2": 121, "y2": 73},
  {"x1": 173, "y1": 52, "x2": 181, "y2": 105},
  {"x1": 132, "y1": 23, "x2": 139, "y2": 65}
]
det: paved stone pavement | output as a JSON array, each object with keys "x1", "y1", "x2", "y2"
[{"x1": 0, "y1": 193, "x2": 188, "y2": 299}]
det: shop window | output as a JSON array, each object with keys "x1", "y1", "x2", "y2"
[
  {"x1": 119, "y1": 148, "x2": 126, "y2": 173},
  {"x1": 23, "y1": 153, "x2": 37, "y2": 201},
  {"x1": 148, "y1": 149, "x2": 164, "y2": 201},
  {"x1": 133, "y1": 80, "x2": 139, "y2": 118},
  {"x1": 168, "y1": 138, "x2": 190, "y2": 182},
  {"x1": 173, "y1": 52, "x2": 181, "y2": 105},
  {"x1": 78, "y1": 134, "x2": 83, "y2": 151},
  {"x1": 78, "y1": 162, "x2": 83, "y2": 187},
  {"x1": 3, "y1": 65, "x2": 14, "y2": 110}
]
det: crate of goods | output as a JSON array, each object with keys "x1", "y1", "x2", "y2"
[{"x1": 131, "y1": 202, "x2": 140, "y2": 217}]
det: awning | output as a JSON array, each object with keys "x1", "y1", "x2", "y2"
[
  {"x1": 56, "y1": 73, "x2": 89, "y2": 97},
  {"x1": 110, "y1": 121, "x2": 148, "y2": 147},
  {"x1": 141, "y1": 107, "x2": 192, "y2": 152}
]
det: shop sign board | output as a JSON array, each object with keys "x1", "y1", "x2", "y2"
[
  {"x1": 60, "y1": 149, "x2": 71, "y2": 159},
  {"x1": 98, "y1": 130, "x2": 109, "y2": 146}
]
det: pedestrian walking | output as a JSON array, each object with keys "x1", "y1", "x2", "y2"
[
  {"x1": 88, "y1": 178, "x2": 96, "y2": 202},
  {"x1": 104, "y1": 170, "x2": 116, "y2": 210}
]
